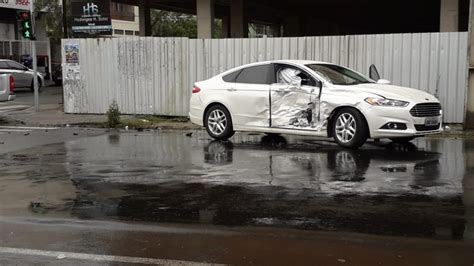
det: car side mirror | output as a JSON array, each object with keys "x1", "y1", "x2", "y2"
[{"x1": 369, "y1": 64, "x2": 380, "y2": 81}]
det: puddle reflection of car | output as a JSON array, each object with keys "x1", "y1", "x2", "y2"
[
  {"x1": 204, "y1": 136, "x2": 441, "y2": 185},
  {"x1": 190, "y1": 61, "x2": 443, "y2": 148}
]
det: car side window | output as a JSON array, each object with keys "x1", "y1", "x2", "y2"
[
  {"x1": 234, "y1": 64, "x2": 272, "y2": 84},
  {"x1": 222, "y1": 69, "x2": 242, "y2": 82},
  {"x1": 7, "y1": 62, "x2": 25, "y2": 70},
  {"x1": 0, "y1": 62, "x2": 9, "y2": 69},
  {"x1": 276, "y1": 64, "x2": 317, "y2": 87}
]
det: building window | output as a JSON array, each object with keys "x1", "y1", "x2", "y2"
[
  {"x1": 114, "y1": 29, "x2": 124, "y2": 35},
  {"x1": 115, "y1": 3, "x2": 123, "y2": 12},
  {"x1": 135, "y1": 31, "x2": 140, "y2": 36},
  {"x1": 125, "y1": 30, "x2": 134, "y2": 36}
]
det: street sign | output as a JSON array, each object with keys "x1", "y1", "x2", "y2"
[
  {"x1": 71, "y1": 0, "x2": 112, "y2": 37},
  {"x1": 0, "y1": 0, "x2": 32, "y2": 10}
]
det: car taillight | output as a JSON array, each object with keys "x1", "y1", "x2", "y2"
[
  {"x1": 9, "y1": 75, "x2": 14, "y2": 93},
  {"x1": 192, "y1": 86, "x2": 201, "y2": 93}
]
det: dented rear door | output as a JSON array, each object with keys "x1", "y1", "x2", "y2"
[{"x1": 225, "y1": 64, "x2": 273, "y2": 128}]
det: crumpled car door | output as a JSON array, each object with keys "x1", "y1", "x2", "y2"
[{"x1": 270, "y1": 83, "x2": 320, "y2": 130}]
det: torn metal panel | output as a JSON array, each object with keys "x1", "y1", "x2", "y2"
[{"x1": 270, "y1": 83, "x2": 323, "y2": 130}]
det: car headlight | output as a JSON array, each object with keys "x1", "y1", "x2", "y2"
[{"x1": 365, "y1": 97, "x2": 409, "y2": 107}]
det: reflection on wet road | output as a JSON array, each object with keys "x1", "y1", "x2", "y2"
[{"x1": 0, "y1": 131, "x2": 473, "y2": 240}]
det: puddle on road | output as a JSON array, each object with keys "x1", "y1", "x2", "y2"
[{"x1": 0, "y1": 131, "x2": 473, "y2": 240}]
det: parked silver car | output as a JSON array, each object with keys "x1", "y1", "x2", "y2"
[
  {"x1": 0, "y1": 74, "x2": 15, "y2": 102},
  {"x1": 0, "y1": 59, "x2": 44, "y2": 91}
]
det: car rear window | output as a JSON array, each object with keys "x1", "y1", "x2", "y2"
[
  {"x1": 222, "y1": 69, "x2": 242, "y2": 82},
  {"x1": 234, "y1": 64, "x2": 272, "y2": 84}
]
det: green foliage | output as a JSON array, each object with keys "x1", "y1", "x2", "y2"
[
  {"x1": 151, "y1": 10, "x2": 197, "y2": 38},
  {"x1": 106, "y1": 100, "x2": 121, "y2": 128},
  {"x1": 35, "y1": 0, "x2": 64, "y2": 41},
  {"x1": 151, "y1": 10, "x2": 223, "y2": 38}
]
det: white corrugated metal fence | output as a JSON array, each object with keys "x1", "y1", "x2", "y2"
[{"x1": 62, "y1": 32, "x2": 468, "y2": 123}]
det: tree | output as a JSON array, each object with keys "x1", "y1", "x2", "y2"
[
  {"x1": 151, "y1": 10, "x2": 222, "y2": 38},
  {"x1": 35, "y1": 0, "x2": 64, "y2": 42}
]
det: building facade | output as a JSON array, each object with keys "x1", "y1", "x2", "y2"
[{"x1": 111, "y1": 2, "x2": 140, "y2": 37}]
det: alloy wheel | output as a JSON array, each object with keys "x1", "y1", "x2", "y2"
[
  {"x1": 208, "y1": 109, "x2": 227, "y2": 135},
  {"x1": 335, "y1": 113, "x2": 356, "y2": 143}
]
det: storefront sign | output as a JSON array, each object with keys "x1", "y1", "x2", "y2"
[
  {"x1": 0, "y1": 0, "x2": 32, "y2": 11},
  {"x1": 71, "y1": 0, "x2": 112, "y2": 37}
]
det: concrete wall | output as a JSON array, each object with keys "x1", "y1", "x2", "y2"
[
  {"x1": 0, "y1": 23, "x2": 15, "y2": 40},
  {"x1": 62, "y1": 32, "x2": 468, "y2": 122}
]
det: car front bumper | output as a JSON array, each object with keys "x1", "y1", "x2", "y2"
[{"x1": 364, "y1": 105, "x2": 442, "y2": 139}]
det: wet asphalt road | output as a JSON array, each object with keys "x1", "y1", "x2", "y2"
[{"x1": 0, "y1": 129, "x2": 473, "y2": 265}]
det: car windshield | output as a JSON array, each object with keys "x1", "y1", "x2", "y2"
[{"x1": 305, "y1": 64, "x2": 373, "y2": 85}]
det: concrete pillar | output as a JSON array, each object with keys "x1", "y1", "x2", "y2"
[
  {"x1": 138, "y1": 0, "x2": 151, "y2": 36},
  {"x1": 197, "y1": 0, "x2": 214, "y2": 39},
  {"x1": 440, "y1": 0, "x2": 459, "y2": 32},
  {"x1": 230, "y1": 0, "x2": 247, "y2": 38},
  {"x1": 466, "y1": 0, "x2": 474, "y2": 128},
  {"x1": 221, "y1": 16, "x2": 230, "y2": 38}
]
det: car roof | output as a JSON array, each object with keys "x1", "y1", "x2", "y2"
[
  {"x1": 217, "y1": 60, "x2": 333, "y2": 77},
  {"x1": 271, "y1": 59, "x2": 329, "y2": 65}
]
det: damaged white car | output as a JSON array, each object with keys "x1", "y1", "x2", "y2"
[{"x1": 189, "y1": 60, "x2": 442, "y2": 148}]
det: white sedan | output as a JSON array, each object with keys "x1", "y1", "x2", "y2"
[{"x1": 189, "y1": 60, "x2": 442, "y2": 148}]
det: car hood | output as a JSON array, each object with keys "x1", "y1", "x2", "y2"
[{"x1": 335, "y1": 83, "x2": 439, "y2": 103}]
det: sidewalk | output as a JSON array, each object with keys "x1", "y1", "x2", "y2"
[
  {"x1": 2, "y1": 102, "x2": 201, "y2": 130},
  {"x1": 0, "y1": 86, "x2": 470, "y2": 135}
]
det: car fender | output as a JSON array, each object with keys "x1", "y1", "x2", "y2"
[{"x1": 202, "y1": 100, "x2": 236, "y2": 125}]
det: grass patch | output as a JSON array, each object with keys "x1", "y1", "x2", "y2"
[{"x1": 119, "y1": 115, "x2": 189, "y2": 129}]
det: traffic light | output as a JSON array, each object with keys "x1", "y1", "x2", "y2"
[{"x1": 18, "y1": 11, "x2": 35, "y2": 40}]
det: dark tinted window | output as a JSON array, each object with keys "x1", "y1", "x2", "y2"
[
  {"x1": 222, "y1": 69, "x2": 242, "y2": 82},
  {"x1": 235, "y1": 64, "x2": 272, "y2": 84}
]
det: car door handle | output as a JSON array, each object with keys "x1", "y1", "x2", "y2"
[{"x1": 227, "y1": 88, "x2": 237, "y2": 92}]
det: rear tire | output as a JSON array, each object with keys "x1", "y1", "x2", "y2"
[
  {"x1": 332, "y1": 108, "x2": 368, "y2": 149},
  {"x1": 204, "y1": 105, "x2": 235, "y2": 140}
]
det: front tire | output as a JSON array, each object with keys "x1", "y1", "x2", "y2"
[
  {"x1": 204, "y1": 105, "x2": 235, "y2": 140},
  {"x1": 332, "y1": 108, "x2": 368, "y2": 148}
]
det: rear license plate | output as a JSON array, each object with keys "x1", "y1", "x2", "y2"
[{"x1": 424, "y1": 117, "x2": 439, "y2": 126}]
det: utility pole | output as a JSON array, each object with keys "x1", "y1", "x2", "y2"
[
  {"x1": 62, "y1": 0, "x2": 68, "y2": 38},
  {"x1": 30, "y1": 0, "x2": 39, "y2": 112}
]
